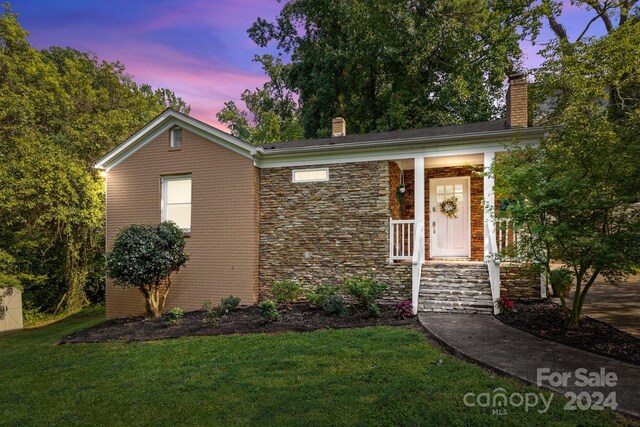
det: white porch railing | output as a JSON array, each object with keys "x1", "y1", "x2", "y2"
[
  {"x1": 496, "y1": 218, "x2": 518, "y2": 259},
  {"x1": 389, "y1": 218, "x2": 415, "y2": 262},
  {"x1": 411, "y1": 222, "x2": 425, "y2": 314},
  {"x1": 485, "y1": 221, "x2": 501, "y2": 315}
]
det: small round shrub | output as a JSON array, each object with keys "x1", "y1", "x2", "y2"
[
  {"x1": 259, "y1": 299, "x2": 282, "y2": 323},
  {"x1": 165, "y1": 307, "x2": 184, "y2": 326},
  {"x1": 320, "y1": 294, "x2": 349, "y2": 316},
  {"x1": 220, "y1": 295, "x2": 241, "y2": 314},
  {"x1": 271, "y1": 279, "x2": 303, "y2": 305},
  {"x1": 343, "y1": 275, "x2": 388, "y2": 316},
  {"x1": 305, "y1": 284, "x2": 338, "y2": 308}
]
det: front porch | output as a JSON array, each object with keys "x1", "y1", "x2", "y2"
[{"x1": 386, "y1": 152, "x2": 524, "y2": 314}]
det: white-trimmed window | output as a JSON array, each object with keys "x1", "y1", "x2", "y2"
[
  {"x1": 170, "y1": 127, "x2": 182, "y2": 149},
  {"x1": 162, "y1": 175, "x2": 192, "y2": 231},
  {"x1": 292, "y1": 168, "x2": 329, "y2": 183}
]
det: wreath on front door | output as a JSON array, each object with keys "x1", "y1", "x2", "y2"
[{"x1": 440, "y1": 196, "x2": 459, "y2": 219}]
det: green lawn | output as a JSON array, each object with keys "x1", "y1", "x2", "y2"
[{"x1": 0, "y1": 311, "x2": 627, "y2": 426}]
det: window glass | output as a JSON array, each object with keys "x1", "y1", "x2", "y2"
[
  {"x1": 170, "y1": 128, "x2": 182, "y2": 148},
  {"x1": 292, "y1": 168, "x2": 329, "y2": 183},
  {"x1": 162, "y1": 176, "x2": 191, "y2": 231}
]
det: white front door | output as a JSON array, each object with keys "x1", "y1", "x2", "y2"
[{"x1": 429, "y1": 177, "x2": 471, "y2": 258}]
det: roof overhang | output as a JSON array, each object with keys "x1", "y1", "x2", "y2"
[
  {"x1": 253, "y1": 126, "x2": 553, "y2": 168},
  {"x1": 94, "y1": 109, "x2": 257, "y2": 170}
]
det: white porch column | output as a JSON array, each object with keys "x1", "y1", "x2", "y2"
[
  {"x1": 483, "y1": 151, "x2": 496, "y2": 260},
  {"x1": 414, "y1": 156, "x2": 425, "y2": 261},
  {"x1": 411, "y1": 156, "x2": 425, "y2": 313}
]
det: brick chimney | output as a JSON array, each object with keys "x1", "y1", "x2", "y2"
[
  {"x1": 506, "y1": 74, "x2": 528, "y2": 128},
  {"x1": 332, "y1": 117, "x2": 346, "y2": 137}
]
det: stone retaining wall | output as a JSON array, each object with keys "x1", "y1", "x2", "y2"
[{"x1": 500, "y1": 263, "x2": 542, "y2": 300}]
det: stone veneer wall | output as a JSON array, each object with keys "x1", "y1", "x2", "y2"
[
  {"x1": 424, "y1": 165, "x2": 484, "y2": 261},
  {"x1": 260, "y1": 161, "x2": 411, "y2": 303},
  {"x1": 500, "y1": 264, "x2": 541, "y2": 300}
]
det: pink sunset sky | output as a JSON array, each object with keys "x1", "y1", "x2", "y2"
[{"x1": 12, "y1": 1, "x2": 606, "y2": 127}]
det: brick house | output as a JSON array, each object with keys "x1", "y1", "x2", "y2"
[{"x1": 96, "y1": 75, "x2": 547, "y2": 319}]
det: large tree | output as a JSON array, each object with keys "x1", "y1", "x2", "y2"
[
  {"x1": 495, "y1": 21, "x2": 640, "y2": 328},
  {"x1": 525, "y1": 0, "x2": 638, "y2": 46},
  {"x1": 0, "y1": 6, "x2": 190, "y2": 314},
  {"x1": 217, "y1": 55, "x2": 303, "y2": 144},
  {"x1": 221, "y1": 0, "x2": 531, "y2": 142}
]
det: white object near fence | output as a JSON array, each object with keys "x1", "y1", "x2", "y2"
[
  {"x1": 389, "y1": 218, "x2": 415, "y2": 262},
  {"x1": 0, "y1": 287, "x2": 23, "y2": 335}
]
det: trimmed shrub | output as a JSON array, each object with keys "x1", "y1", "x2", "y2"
[
  {"x1": 220, "y1": 295, "x2": 241, "y2": 314},
  {"x1": 165, "y1": 307, "x2": 184, "y2": 326},
  {"x1": 259, "y1": 299, "x2": 282, "y2": 323},
  {"x1": 343, "y1": 275, "x2": 388, "y2": 315},
  {"x1": 305, "y1": 284, "x2": 338, "y2": 308},
  {"x1": 320, "y1": 294, "x2": 349, "y2": 316},
  {"x1": 106, "y1": 221, "x2": 189, "y2": 318},
  {"x1": 271, "y1": 279, "x2": 303, "y2": 306}
]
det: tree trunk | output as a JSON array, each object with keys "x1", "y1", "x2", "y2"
[
  {"x1": 140, "y1": 281, "x2": 171, "y2": 319},
  {"x1": 567, "y1": 269, "x2": 600, "y2": 329}
]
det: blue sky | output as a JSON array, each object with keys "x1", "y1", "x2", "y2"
[{"x1": 10, "y1": 1, "x2": 607, "y2": 126}]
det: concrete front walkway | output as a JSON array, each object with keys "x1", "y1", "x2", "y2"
[{"x1": 419, "y1": 313, "x2": 640, "y2": 419}]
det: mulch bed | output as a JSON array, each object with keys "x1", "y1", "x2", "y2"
[
  {"x1": 498, "y1": 299, "x2": 640, "y2": 365},
  {"x1": 59, "y1": 303, "x2": 417, "y2": 344}
]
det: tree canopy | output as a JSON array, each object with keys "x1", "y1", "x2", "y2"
[
  {"x1": 0, "y1": 5, "x2": 190, "y2": 314},
  {"x1": 219, "y1": 0, "x2": 533, "y2": 142},
  {"x1": 495, "y1": 21, "x2": 640, "y2": 328}
]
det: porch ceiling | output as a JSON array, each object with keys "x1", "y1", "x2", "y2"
[{"x1": 395, "y1": 154, "x2": 484, "y2": 170}]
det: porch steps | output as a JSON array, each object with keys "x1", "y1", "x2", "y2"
[{"x1": 418, "y1": 263, "x2": 494, "y2": 314}]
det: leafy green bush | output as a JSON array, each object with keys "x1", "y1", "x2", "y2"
[
  {"x1": 259, "y1": 299, "x2": 282, "y2": 323},
  {"x1": 220, "y1": 295, "x2": 241, "y2": 313},
  {"x1": 320, "y1": 295, "x2": 349, "y2": 316},
  {"x1": 203, "y1": 301, "x2": 220, "y2": 326},
  {"x1": 202, "y1": 295, "x2": 241, "y2": 326},
  {"x1": 165, "y1": 307, "x2": 184, "y2": 326},
  {"x1": 366, "y1": 303, "x2": 381, "y2": 317},
  {"x1": 106, "y1": 222, "x2": 189, "y2": 318},
  {"x1": 343, "y1": 275, "x2": 388, "y2": 315},
  {"x1": 271, "y1": 279, "x2": 303, "y2": 305},
  {"x1": 305, "y1": 284, "x2": 338, "y2": 308}
]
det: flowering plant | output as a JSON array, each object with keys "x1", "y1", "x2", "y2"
[
  {"x1": 496, "y1": 295, "x2": 514, "y2": 314},
  {"x1": 394, "y1": 300, "x2": 414, "y2": 319}
]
